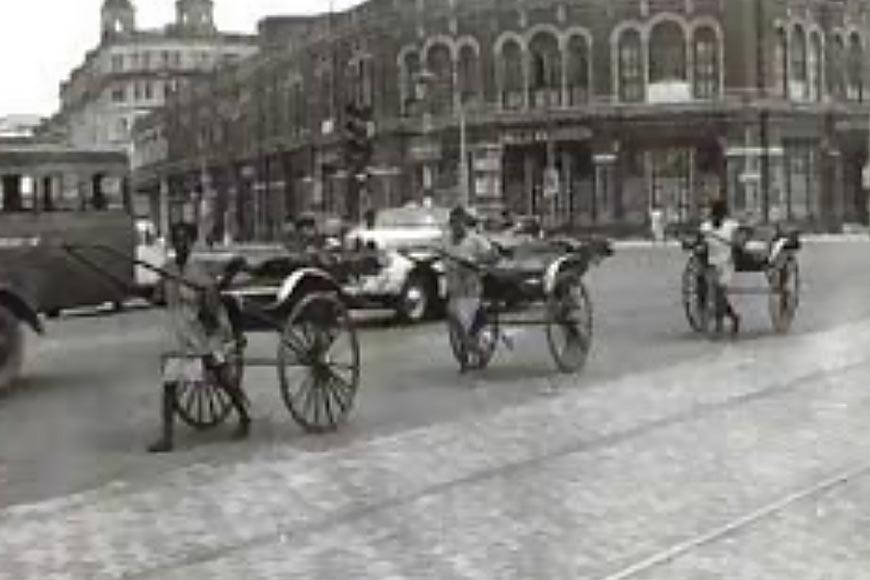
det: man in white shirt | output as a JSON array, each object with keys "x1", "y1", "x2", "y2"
[{"x1": 700, "y1": 198, "x2": 741, "y2": 335}]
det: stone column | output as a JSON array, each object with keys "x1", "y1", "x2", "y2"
[
  {"x1": 561, "y1": 149, "x2": 574, "y2": 226},
  {"x1": 523, "y1": 150, "x2": 536, "y2": 216}
]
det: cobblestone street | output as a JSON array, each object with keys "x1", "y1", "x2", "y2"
[{"x1": 1, "y1": 242, "x2": 869, "y2": 578}]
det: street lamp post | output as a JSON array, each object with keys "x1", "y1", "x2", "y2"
[
  {"x1": 756, "y1": 0, "x2": 771, "y2": 224},
  {"x1": 459, "y1": 101, "x2": 469, "y2": 208}
]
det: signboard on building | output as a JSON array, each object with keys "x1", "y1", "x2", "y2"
[
  {"x1": 647, "y1": 81, "x2": 692, "y2": 104},
  {"x1": 543, "y1": 167, "x2": 560, "y2": 199}
]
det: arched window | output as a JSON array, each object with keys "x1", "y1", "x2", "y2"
[
  {"x1": 617, "y1": 29, "x2": 644, "y2": 102},
  {"x1": 457, "y1": 45, "x2": 480, "y2": 106},
  {"x1": 848, "y1": 33, "x2": 863, "y2": 102},
  {"x1": 500, "y1": 39, "x2": 524, "y2": 110},
  {"x1": 529, "y1": 31, "x2": 562, "y2": 108},
  {"x1": 400, "y1": 50, "x2": 421, "y2": 114},
  {"x1": 649, "y1": 21, "x2": 686, "y2": 83},
  {"x1": 315, "y1": 63, "x2": 333, "y2": 121},
  {"x1": 808, "y1": 33, "x2": 823, "y2": 102},
  {"x1": 567, "y1": 35, "x2": 590, "y2": 105},
  {"x1": 348, "y1": 56, "x2": 374, "y2": 109},
  {"x1": 426, "y1": 43, "x2": 454, "y2": 116},
  {"x1": 790, "y1": 25, "x2": 807, "y2": 100},
  {"x1": 829, "y1": 35, "x2": 846, "y2": 100},
  {"x1": 774, "y1": 27, "x2": 788, "y2": 97},
  {"x1": 693, "y1": 26, "x2": 720, "y2": 99}
]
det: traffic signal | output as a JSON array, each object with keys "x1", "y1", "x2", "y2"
[
  {"x1": 344, "y1": 103, "x2": 373, "y2": 172},
  {"x1": 344, "y1": 103, "x2": 374, "y2": 222}
]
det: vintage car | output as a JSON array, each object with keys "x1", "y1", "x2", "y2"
[
  {"x1": 134, "y1": 219, "x2": 168, "y2": 296},
  {"x1": 343, "y1": 203, "x2": 450, "y2": 323}
]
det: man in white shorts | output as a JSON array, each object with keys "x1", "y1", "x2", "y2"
[
  {"x1": 148, "y1": 222, "x2": 250, "y2": 453},
  {"x1": 700, "y1": 198, "x2": 741, "y2": 335}
]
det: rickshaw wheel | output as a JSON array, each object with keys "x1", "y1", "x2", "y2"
[
  {"x1": 682, "y1": 255, "x2": 708, "y2": 333},
  {"x1": 768, "y1": 255, "x2": 800, "y2": 333},
  {"x1": 278, "y1": 292, "x2": 360, "y2": 433},
  {"x1": 447, "y1": 305, "x2": 499, "y2": 372},
  {"x1": 0, "y1": 306, "x2": 23, "y2": 393},
  {"x1": 546, "y1": 272, "x2": 593, "y2": 374},
  {"x1": 173, "y1": 339, "x2": 244, "y2": 431}
]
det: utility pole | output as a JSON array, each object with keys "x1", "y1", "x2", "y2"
[{"x1": 756, "y1": 0, "x2": 771, "y2": 223}]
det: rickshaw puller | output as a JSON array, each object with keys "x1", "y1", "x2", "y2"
[
  {"x1": 700, "y1": 198, "x2": 741, "y2": 336},
  {"x1": 147, "y1": 222, "x2": 250, "y2": 454},
  {"x1": 442, "y1": 206, "x2": 499, "y2": 371}
]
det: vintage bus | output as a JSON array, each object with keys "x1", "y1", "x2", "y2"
[{"x1": 0, "y1": 172, "x2": 135, "y2": 389}]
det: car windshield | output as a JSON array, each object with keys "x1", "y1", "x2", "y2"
[{"x1": 375, "y1": 207, "x2": 448, "y2": 229}]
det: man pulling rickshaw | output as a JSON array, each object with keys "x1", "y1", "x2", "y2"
[{"x1": 147, "y1": 222, "x2": 250, "y2": 453}]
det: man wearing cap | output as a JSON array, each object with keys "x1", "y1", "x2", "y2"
[
  {"x1": 442, "y1": 206, "x2": 498, "y2": 371},
  {"x1": 148, "y1": 221, "x2": 251, "y2": 453}
]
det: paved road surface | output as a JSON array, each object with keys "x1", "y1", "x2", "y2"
[{"x1": 0, "y1": 241, "x2": 868, "y2": 578}]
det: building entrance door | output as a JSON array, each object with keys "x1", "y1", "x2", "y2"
[{"x1": 650, "y1": 147, "x2": 692, "y2": 225}]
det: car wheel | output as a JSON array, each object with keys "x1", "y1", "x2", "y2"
[{"x1": 397, "y1": 275, "x2": 431, "y2": 324}]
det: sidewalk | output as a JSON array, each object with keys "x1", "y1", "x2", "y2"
[
  {"x1": 613, "y1": 232, "x2": 869, "y2": 250},
  {"x1": 3, "y1": 319, "x2": 870, "y2": 579}
]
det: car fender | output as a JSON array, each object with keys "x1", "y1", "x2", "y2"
[
  {"x1": 0, "y1": 287, "x2": 43, "y2": 334},
  {"x1": 277, "y1": 268, "x2": 341, "y2": 304},
  {"x1": 543, "y1": 256, "x2": 573, "y2": 295},
  {"x1": 768, "y1": 238, "x2": 789, "y2": 265}
]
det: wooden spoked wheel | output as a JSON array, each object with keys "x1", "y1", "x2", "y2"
[
  {"x1": 173, "y1": 341, "x2": 245, "y2": 431},
  {"x1": 682, "y1": 255, "x2": 708, "y2": 333},
  {"x1": 446, "y1": 304, "x2": 499, "y2": 372},
  {"x1": 278, "y1": 292, "x2": 360, "y2": 433},
  {"x1": 0, "y1": 305, "x2": 23, "y2": 393},
  {"x1": 768, "y1": 255, "x2": 800, "y2": 334},
  {"x1": 545, "y1": 272, "x2": 594, "y2": 374}
]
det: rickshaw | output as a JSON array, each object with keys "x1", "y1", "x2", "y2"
[
  {"x1": 405, "y1": 236, "x2": 613, "y2": 374},
  {"x1": 681, "y1": 224, "x2": 801, "y2": 336},
  {"x1": 61, "y1": 243, "x2": 378, "y2": 433}
]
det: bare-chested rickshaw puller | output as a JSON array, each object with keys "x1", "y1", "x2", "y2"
[{"x1": 147, "y1": 222, "x2": 250, "y2": 453}]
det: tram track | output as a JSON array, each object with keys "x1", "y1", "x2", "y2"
[
  {"x1": 597, "y1": 459, "x2": 870, "y2": 580},
  {"x1": 120, "y1": 344, "x2": 870, "y2": 579}
]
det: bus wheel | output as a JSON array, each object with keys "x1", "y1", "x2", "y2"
[
  {"x1": 0, "y1": 306, "x2": 24, "y2": 392},
  {"x1": 45, "y1": 309, "x2": 61, "y2": 320}
]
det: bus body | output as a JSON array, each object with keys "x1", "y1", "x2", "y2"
[{"x1": 0, "y1": 210, "x2": 135, "y2": 314}]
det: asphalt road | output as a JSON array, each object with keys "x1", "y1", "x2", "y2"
[{"x1": 1, "y1": 240, "x2": 869, "y2": 578}]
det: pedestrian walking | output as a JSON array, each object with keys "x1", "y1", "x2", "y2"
[
  {"x1": 700, "y1": 198, "x2": 741, "y2": 335},
  {"x1": 650, "y1": 205, "x2": 664, "y2": 243},
  {"x1": 147, "y1": 222, "x2": 250, "y2": 453}
]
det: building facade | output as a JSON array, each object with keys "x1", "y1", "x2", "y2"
[
  {"x1": 134, "y1": 0, "x2": 870, "y2": 241},
  {"x1": 47, "y1": 0, "x2": 257, "y2": 152}
]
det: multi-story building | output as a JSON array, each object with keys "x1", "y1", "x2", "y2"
[
  {"x1": 134, "y1": 0, "x2": 870, "y2": 242},
  {"x1": 49, "y1": 0, "x2": 257, "y2": 152}
]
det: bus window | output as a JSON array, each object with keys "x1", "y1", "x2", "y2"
[
  {"x1": 1, "y1": 176, "x2": 35, "y2": 212},
  {"x1": 90, "y1": 175, "x2": 127, "y2": 211}
]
